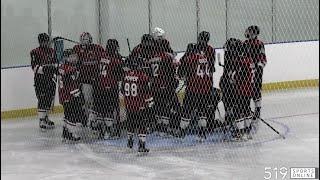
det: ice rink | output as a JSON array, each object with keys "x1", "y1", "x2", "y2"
[{"x1": 1, "y1": 88, "x2": 319, "y2": 180}]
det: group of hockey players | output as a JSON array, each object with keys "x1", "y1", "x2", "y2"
[{"x1": 30, "y1": 25, "x2": 266, "y2": 153}]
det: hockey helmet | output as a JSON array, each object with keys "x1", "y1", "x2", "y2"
[
  {"x1": 152, "y1": 27, "x2": 165, "y2": 39},
  {"x1": 245, "y1": 25, "x2": 260, "y2": 39},
  {"x1": 80, "y1": 32, "x2": 93, "y2": 45}
]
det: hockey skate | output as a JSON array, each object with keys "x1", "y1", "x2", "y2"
[
  {"x1": 138, "y1": 140, "x2": 149, "y2": 154},
  {"x1": 39, "y1": 117, "x2": 55, "y2": 130},
  {"x1": 127, "y1": 137, "x2": 134, "y2": 149},
  {"x1": 62, "y1": 126, "x2": 80, "y2": 142},
  {"x1": 196, "y1": 131, "x2": 207, "y2": 143}
]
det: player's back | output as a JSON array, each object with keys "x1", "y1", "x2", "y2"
[
  {"x1": 236, "y1": 56, "x2": 255, "y2": 97},
  {"x1": 123, "y1": 69, "x2": 150, "y2": 112},
  {"x1": 185, "y1": 53, "x2": 213, "y2": 94},
  {"x1": 242, "y1": 39, "x2": 266, "y2": 66},
  {"x1": 97, "y1": 52, "x2": 123, "y2": 89},
  {"x1": 149, "y1": 52, "x2": 176, "y2": 90},
  {"x1": 30, "y1": 47, "x2": 56, "y2": 65}
]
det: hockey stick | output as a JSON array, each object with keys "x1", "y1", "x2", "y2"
[
  {"x1": 257, "y1": 116, "x2": 285, "y2": 139},
  {"x1": 217, "y1": 53, "x2": 224, "y2": 67},
  {"x1": 52, "y1": 36, "x2": 80, "y2": 44},
  {"x1": 126, "y1": 38, "x2": 131, "y2": 53}
]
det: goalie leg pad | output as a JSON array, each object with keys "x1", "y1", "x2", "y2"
[
  {"x1": 104, "y1": 117, "x2": 114, "y2": 127},
  {"x1": 81, "y1": 83, "x2": 93, "y2": 115},
  {"x1": 234, "y1": 117, "x2": 245, "y2": 130},
  {"x1": 198, "y1": 116, "x2": 207, "y2": 128},
  {"x1": 180, "y1": 117, "x2": 191, "y2": 129}
]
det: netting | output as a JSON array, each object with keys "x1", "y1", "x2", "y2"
[{"x1": 1, "y1": 0, "x2": 319, "y2": 179}]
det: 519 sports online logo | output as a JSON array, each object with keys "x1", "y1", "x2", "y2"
[{"x1": 264, "y1": 167, "x2": 319, "y2": 179}]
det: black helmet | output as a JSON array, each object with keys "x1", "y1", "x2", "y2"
[
  {"x1": 186, "y1": 43, "x2": 198, "y2": 54},
  {"x1": 106, "y1": 39, "x2": 120, "y2": 52},
  {"x1": 198, "y1": 31, "x2": 210, "y2": 43},
  {"x1": 245, "y1": 25, "x2": 260, "y2": 38},
  {"x1": 141, "y1": 34, "x2": 155, "y2": 47},
  {"x1": 224, "y1": 38, "x2": 242, "y2": 52},
  {"x1": 38, "y1": 33, "x2": 50, "y2": 43}
]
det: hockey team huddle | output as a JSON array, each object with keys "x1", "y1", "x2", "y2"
[{"x1": 30, "y1": 25, "x2": 266, "y2": 153}]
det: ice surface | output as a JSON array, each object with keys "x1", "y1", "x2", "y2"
[{"x1": 1, "y1": 88, "x2": 319, "y2": 180}]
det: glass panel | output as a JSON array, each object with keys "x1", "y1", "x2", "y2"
[
  {"x1": 100, "y1": 0, "x2": 149, "y2": 56},
  {"x1": 275, "y1": 0, "x2": 319, "y2": 42},
  {"x1": 1, "y1": 0, "x2": 48, "y2": 67},
  {"x1": 227, "y1": 0, "x2": 273, "y2": 43},
  {"x1": 199, "y1": 0, "x2": 227, "y2": 48},
  {"x1": 151, "y1": 0, "x2": 197, "y2": 52}
]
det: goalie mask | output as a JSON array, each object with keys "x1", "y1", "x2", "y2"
[
  {"x1": 245, "y1": 25, "x2": 260, "y2": 39},
  {"x1": 80, "y1": 32, "x2": 93, "y2": 45},
  {"x1": 152, "y1": 27, "x2": 165, "y2": 40}
]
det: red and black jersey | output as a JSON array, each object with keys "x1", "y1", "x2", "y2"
[
  {"x1": 122, "y1": 69, "x2": 152, "y2": 112},
  {"x1": 180, "y1": 53, "x2": 214, "y2": 94},
  {"x1": 130, "y1": 44, "x2": 157, "y2": 59},
  {"x1": 30, "y1": 47, "x2": 56, "y2": 77},
  {"x1": 243, "y1": 39, "x2": 267, "y2": 67},
  {"x1": 97, "y1": 52, "x2": 124, "y2": 90},
  {"x1": 235, "y1": 56, "x2": 255, "y2": 97},
  {"x1": 73, "y1": 44, "x2": 105, "y2": 83},
  {"x1": 199, "y1": 45, "x2": 215, "y2": 69},
  {"x1": 149, "y1": 52, "x2": 176, "y2": 90},
  {"x1": 58, "y1": 63, "x2": 81, "y2": 104}
]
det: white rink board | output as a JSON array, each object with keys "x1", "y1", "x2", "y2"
[{"x1": 1, "y1": 41, "x2": 319, "y2": 111}]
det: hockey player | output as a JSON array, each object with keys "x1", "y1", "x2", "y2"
[
  {"x1": 91, "y1": 39, "x2": 124, "y2": 139},
  {"x1": 149, "y1": 42, "x2": 179, "y2": 136},
  {"x1": 58, "y1": 49, "x2": 86, "y2": 141},
  {"x1": 122, "y1": 57, "x2": 153, "y2": 153},
  {"x1": 197, "y1": 31, "x2": 216, "y2": 73},
  {"x1": 232, "y1": 43, "x2": 255, "y2": 141},
  {"x1": 152, "y1": 27, "x2": 174, "y2": 54},
  {"x1": 177, "y1": 43, "x2": 215, "y2": 141},
  {"x1": 129, "y1": 34, "x2": 156, "y2": 59},
  {"x1": 73, "y1": 32, "x2": 105, "y2": 119},
  {"x1": 30, "y1": 33, "x2": 57, "y2": 130},
  {"x1": 219, "y1": 38, "x2": 242, "y2": 126},
  {"x1": 243, "y1": 25, "x2": 267, "y2": 120}
]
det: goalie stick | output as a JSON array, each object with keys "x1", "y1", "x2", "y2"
[{"x1": 52, "y1": 36, "x2": 80, "y2": 44}]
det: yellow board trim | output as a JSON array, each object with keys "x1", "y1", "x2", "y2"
[{"x1": 1, "y1": 79, "x2": 318, "y2": 120}]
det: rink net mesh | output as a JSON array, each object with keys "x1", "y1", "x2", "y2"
[{"x1": 3, "y1": 0, "x2": 319, "y2": 158}]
